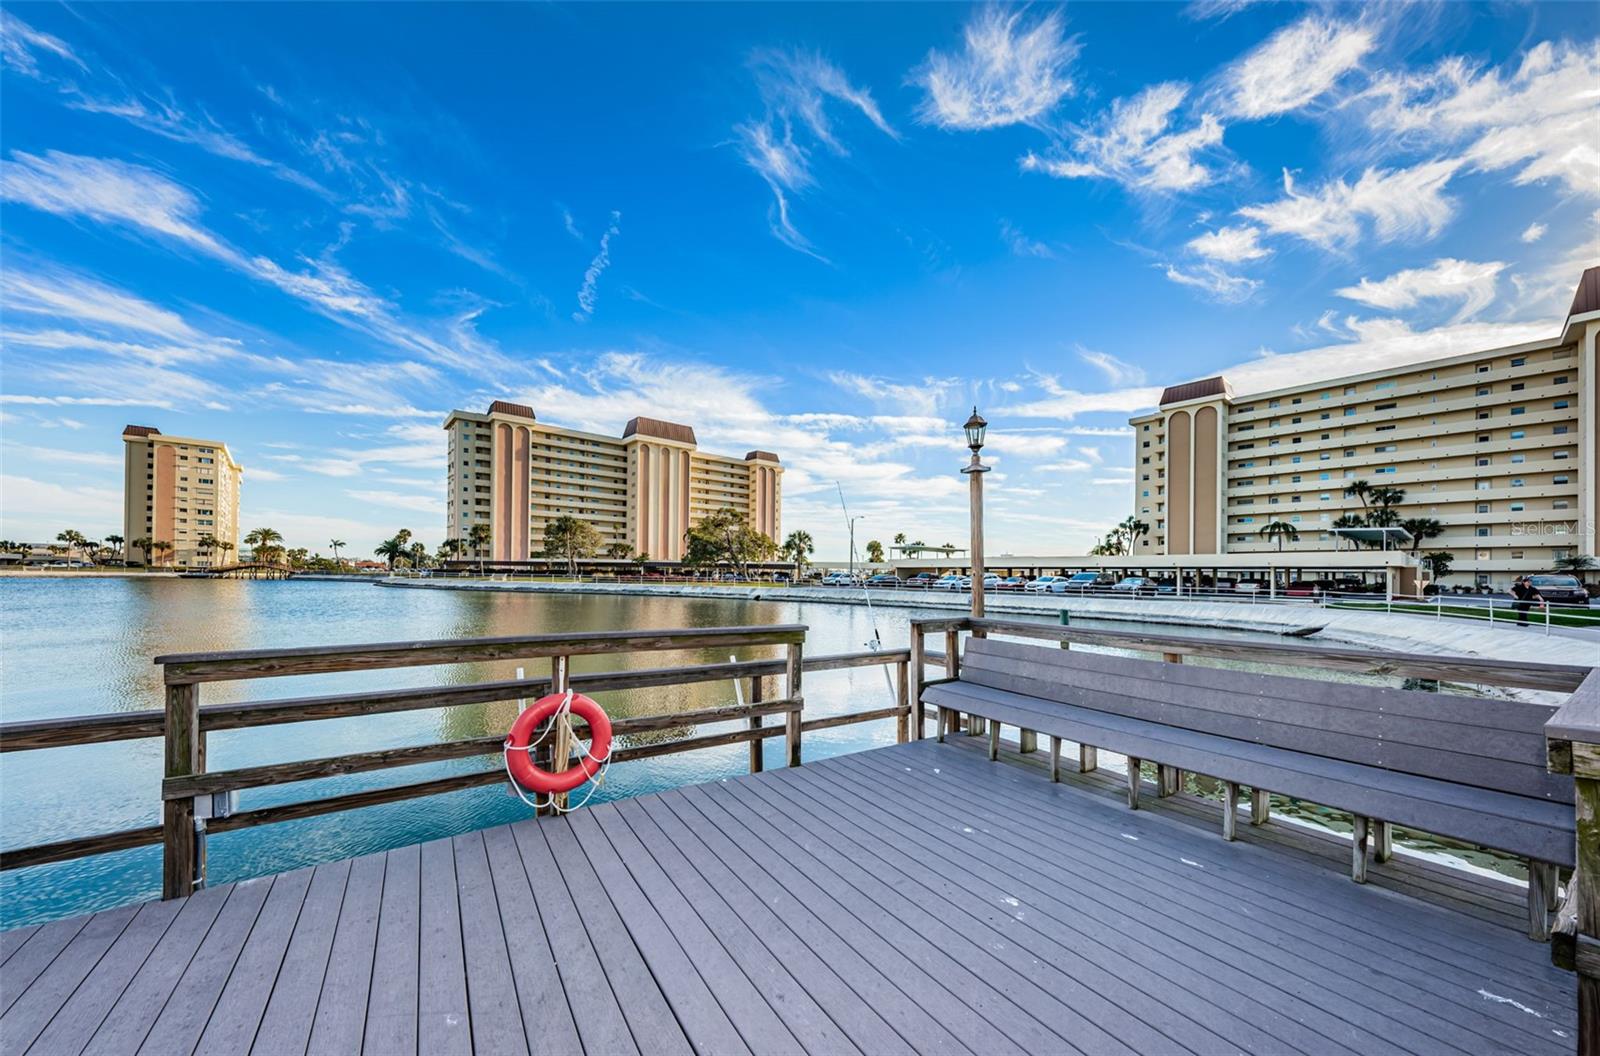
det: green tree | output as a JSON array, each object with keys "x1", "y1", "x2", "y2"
[
  {"x1": 686, "y1": 509, "x2": 776, "y2": 580},
  {"x1": 1400, "y1": 517, "x2": 1444, "y2": 554},
  {"x1": 244, "y1": 527, "x2": 284, "y2": 564},
  {"x1": 130, "y1": 537, "x2": 153, "y2": 566},
  {"x1": 407, "y1": 542, "x2": 430, "y2": 569},
  {"x1": 1345, "y1": 479, "x2": 1372, "y2": 511},
  {"x1": 1257, "y1": 520, "x2": 1299, "y2": 552},
  {"x1": 104, "y1": 534, "x2": 124, "y2": 560},
  {"x1": 214, "y1": 540, "x2": 234, "y2": 566},
  {"x1": 467, "y1": 522, "x2": 491, "y2": 574},
  {"x1": 374, "y1": 534, "x2": 408, "y2": 570},
  {"x1": 56, "y1": 529, "x2": 87, "y2": 562},
  {"x1": 606, "y1": 541, "x2": 634, "y2": 560},
  {"x1": 150, "y1": 539, "x2": 174, "y2": 567},
  {"x1": 286, "y1": 547, "x2": 311, "y2": 568},
  {"x1": 865, "y1": 539, "x2": 885, "y2": 564},
  {"x1": 1553, "y1": 554, "x2": 1596, "y2": 573},
  {"x1": 544, "y1": 515, "x2": 602, "y2": 576},
  {"x1": 436, "y1": 538, "x2": 463, "y2": 563},
  {"x1": 196, "y1": 532, "x2": 219, "y2": 567},
  {"x1": 1422, "y1": 551, "x2": 1455, "y2": 582},
  {"x1": 329, "y1": 539, "x2": 346, "y2": 566},
  {"x1": 781, "y1": 529, "x2": 815, "y2": 577}
]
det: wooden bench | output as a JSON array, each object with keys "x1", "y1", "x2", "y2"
[{"x1": 923, "y1": 636, "x2": 1584, "y2": 940}]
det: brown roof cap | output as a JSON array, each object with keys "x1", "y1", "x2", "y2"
[
  {"x1": 1569, "y1": 266, "x2": 1600, "y2": 318},
  {"x1": 623, "y1": 416, "x2": 696, "y2": 444},
  {"x1": 487, "y1": 400, "x2": 535, "y2": 419},
  {"x1": 123, "y1": 425, "x2": 161, "y2": 437},
  {"x1": 744, "y1": 450, "x2": 780, "y2": 463},
  {"x1": 1159, "y1": 377, "x2": 1228, "y2": 405}
]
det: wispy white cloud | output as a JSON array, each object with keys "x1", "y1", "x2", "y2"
[
  {"x1": 736, "y1": 49, "x2": 893, "y2": 257},
  {"x1": 1161, "y1": 262, "x2": 1261, "y2": 303},
  {"x1": 345, "y1": 489, "x2": 445, "y2": 514},
  {"x1": 561, "y1": 207, "x2": 584, "y2": 242},
  {"x1": 1078, "y1": 348, "x2": 1146, "y2": 386},
  {"x1": 1237, "y1": 159, "x2": 1460, "y2": 249},
  {"x1": 1021, "y1": 82, "x2": 1224, "y2": 193},
  {"x1": 913, "y1": 7, "x2": 1079, "y2": 131},
  {"x1": 999, "y1": 371, "x2": 1163, "y2": 420},
  {"x1": 573, "y1": 211, "x2": 621, "y2": 322},
  {"x1": 999, "y1": 219, "x2": 1054, "y2": 258},
  {"x1": 1359, "y1": 40, "x2": 1600, "y2": 199},
  {"x1": 0, "y1": 10, "x2": 85, "y2": 78},
  {"x1": 825, "y1": 372, "x2": 959, "y2": 417},
  {"x1": 0, "y1": 474, "x2": 122, "y2": 540},
  {"x1": 1186, "y1": 224, "x2": 1269, "y2": 263},
  {"x1": 1221, "y1": 15, "x2": 1375, "y2": 119},
  {"x1": 1, "y1": 443, "x2": 120, "y2": 468},
  {"x1": 1334, "y1": 258, "x2": 1505, "y2": 323},
  {"x1": 1521, "y1": 222, "x2": 1547, "y2": 244}
]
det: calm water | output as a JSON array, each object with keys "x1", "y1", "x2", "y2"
[{"x1": 0, "y1": 577, "x2": 1514, "y2": 927}]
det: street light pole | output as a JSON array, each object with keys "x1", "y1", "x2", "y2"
[{"x1": 961, "y1": 408, "x2": 990, "y2": 620}]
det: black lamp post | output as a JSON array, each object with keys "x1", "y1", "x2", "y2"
[{"x1": 960, "y1": 407, "x2": 989, "y2": 618}]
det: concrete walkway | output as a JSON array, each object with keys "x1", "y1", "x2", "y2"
[{"x1": 373, "y1": 578, "x2": 1600, "y2": 669}]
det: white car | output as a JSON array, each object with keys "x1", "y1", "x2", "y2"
[
  {"x1": 970, "y1": 573, "x2": 1001, "y2": 590},
  {"x1": 932, "y1": 574, "x2": 964, "y2": 591},
  {"x1": 819, "y1": 572, "x2": 858, "y2": 586},
  {"x1": 1024, "y1": 575, "x2": 1066, "y2": 593}
]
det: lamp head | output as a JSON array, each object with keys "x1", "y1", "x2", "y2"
[{"x1": 963, "y1": 407, "x2": 987, "y2": 453}]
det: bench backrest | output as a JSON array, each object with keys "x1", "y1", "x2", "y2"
[{"x1": 960, "y1": 637, "x2": 1572, "y2": 804}]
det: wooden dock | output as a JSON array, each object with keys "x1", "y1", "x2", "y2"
[{"x1": 0, "y1": 737, "x2": 1575, "y2": 1055}]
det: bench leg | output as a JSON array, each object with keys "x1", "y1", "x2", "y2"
[
  {"x1": 1351, "y1": 817, "x2": 1369, "y2": 884},
  {"x1": 1250, "y1": 788, "x2": 1270, "y2": 826},
  {"x1": 967, "y1": 715, "x2": 984, "y2": 737},
  {"x1": 937, "y1": 707, "x2": 948, "y2": 743},
  {"x1": 1528, "y1": 861, "x2": 1552, "y2": 941},
  {"x1": 1049, "y1": 736, "x2": 1061, "y2": 783},
  {"x1": 1158, "y1": 764, "x2": 1179, "y2": 798},
  {"x1": 1078, "y1": 744, "x2": 1098, "y2": 774},
  {"x1": 1550, "y1": 866, "x2": 1562, "y2": 912},
  {"x1": 987, "y1": 722, "x2": 999, "y2": 762},
  {"x1": 1373, "y1": 820, "x2": 1393, "y2": 863},
  {"x1": 1126, "y1": 757, "x2": 1142, "y2": 810},
  {"x1": 1222, "y1": 782, "x2": 1239, "y2": 842},
  {"x1": 1019, "y1": 728, "x2": 1037, "y2": 754}
]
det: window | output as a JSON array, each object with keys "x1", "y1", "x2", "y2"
[
  {"x1": 1477, "y1": 457, "x2": 1491, "y2": 466},
  {"x1": 1319, "y1": 493, "x2": 1331, "y2": 501},
  {"x1": 1290, "y1": 475, "x2": 1302, "y2": 483},
  {"x1": 1375, "y1": 402, "x2": 1397, "y2": 411},
  {"x1": 1373, "y1": 444, "x2": 1397, "y2": 453},
  {"x1": 1511, "y1": 383, "x2": 1525, "y2": 392},
  {"x1": 1268, "y1": 399, "x2": 1280, "y2": 408},
  {"x1": 1375, "y1": 466, "x2": 1396, "y2": 474},
  {"x1": 1512, "y1": 454, "x2": 1526, "y2": 463},
  {"x1": 1476, "y1": 387, "x2": 1491, "y2": 397},
  {"x1": 1291, "y1": 398, "x2": 1302, "y2": 405},
  {"x1": 1319, "y1": 452, "x2": 1331, "y2": 461},
  {"x1": 1476, "y1": 364, "x2": 1490, "y2": 373},
  {"x1": 1555, "y1": 375, "x2": 1569, "y2": 384},
  {"x1": 1478, "y1": 434, "x2": 1491, "y2": 443},
  {"x1": 1476, "y1": 481, "x2": 1492, "y2": 491},
  {"x1": 1554, "y1": 425, "x2": 1571, "y2": 435},
  {"x1": 1291, "y1": 417, "x2": 1302, "y2": 424},
  {"x1": 1239, "y1": 517, "x2": 1255, "y2": 524},
  {"x1": 1555, "y1": 400, "x2": 1570, "y2": 409},
  {"x1": 1510, "y1": 406, "x2": 1526, "y2": 415},
  {"x1": 1511, "y1": 430, "x2": 1525, "y2": 440},
  {"x1": 1319, "y1": 472, "x2": 1331, "y2": 480},
  {"x1": 1554, "y1": 501, "x2": 1570, "y2": 510},
  {"x1": 1477, "y1": 503, "x2": 1491, "y2": 513},
  {"x1": 1374, "y1": 380, "x2": 1396, "y2": 390},
  {"x1": 1555, "y1": 450, "x2": 1571, "y2": 459},
  {"x1": 1291, "y1": 455, "x2": 1302, "y2": 464},
  {"x1": 1476, "y1": 527, "x2": 1491, "y2": 537},
  {"x1": 1554, "y1": 475, "x2": 1570, "y2": 485},
  {"x1": 1344, "y1": 386, "x2": 1356, "y2": 395},
  {"x1": 1511, "y1": 478, "x2": 1524, "y2": 488},
  {"x1": 1343, "y1": 408, "x2": 1356, "y2": 416},
  {"x1": 1510, "y1": 502, "x2": 1525, "y2": 512},
  {"x1": 1510, "y1": 357, "x2": 1526, "y2": 367},
  {"x1": 1477, "y1": 411, "x2": 1490, "y2": 420}
]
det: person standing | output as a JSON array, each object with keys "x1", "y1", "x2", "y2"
[{"x1": 1510, "y1": 576, "x2": 1545, "y2": 627}]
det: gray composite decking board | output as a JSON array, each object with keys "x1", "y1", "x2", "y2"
[
  {"x1": 833, "y1": 749, "x2": 1563, "y2": 1054},
  {"x1": 362, "y1": 844, "x2": 422, "y2": 1056},
  {"x1": 306, "y1": 850, "x2": 386, "y2": 1056},
  {"x1": 0, "y1": 904, "x2": 137, "y2": 1054},
  {"x1": 962, "y1": 656, "x2": 1561, "y2": 795},
  {"x1": 0, "y1": 926, "x2": 41, "y2": 968},
  {"x1": 416, "y1": 837, "x2": 470, "y2": 1056},
  {"x1": 597, "y1": 799, "x2": 859, "y2": 1056},
  {"x1": 504, "y1": 821, "x2": 640, "y2": 1056},
  {"x1": 666, "y1": 785, "x2": 1034, "y2": 1056},
  {"x1": 626, "y1": 796, "x2": 933, "y2": 1056},
  {"x1": 639, "y1": 792, "x2": 980, "y2": 1056},
  {"x1": 193, "y1": 866, "x2": 315, "y2": 1056},
  {"x1": 761, "y1": 763, "x2": 1370, "y2": 1056},
  {"x1": 137, "y1": 873, "x2": 274, "y2": 1056},
  {"x1": 689, "y1": 781, "x2": 1101, "y2": 1056},
  {"x1": 451, "y1": 832, "x2": 530, "y2": 1056},
  {"x1": 249, "y1": 858, "x2": 350, "y2": 1056},
  {"x1": 539, "y1": 818, "x2": 697, "y2": 1056},
  {"x1": 573, "y1": 806, "x2": 796, "y2": 1056},
  {"x1": 22, "y1": 900, "x2": 183, "y2": 1056},
  {"x1": 875, "y1": 745, "x2": 1577, "y2": 1023},
  {"x1": 882, "y1": 741, "x2": 1572, "y2": 1003},
  {"x1": 0, "y1": 914, "x2": 90, "y2": 1017},
  {"x1": 79, "y1": 882, "x2": 234, "y2": 1056},
  {"x1": 927, "y1": 681, "x2": 1575, "y2": 865},
  {"x1": 970, "y1": 637, "x2": 1559, "y2": 732},
  {"x1": 477, "y1": 825, "x2": 583, "y2": 1054}
]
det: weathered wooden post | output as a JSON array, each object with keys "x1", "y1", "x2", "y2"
[
  {"x1": 894, "y1": 658, "x2": 910, "y2": 744},
  {"x1": 944, "y1": 627, "x2": 964, "y2": 736},
  {"x1": 1544, "y1": 668, "x2": 1600, "y2": 1041},
  {"x1": 785, "y1": 639, "x2": 803, "y2": 767},
  {"x1": 748, "y1": 675, "x2": 764, "y2": 773},
  {"x1": 162, "y1": 681, "x2": 200, "y2": 900},
  {"x1": 909, "y1": 623, "x2": 927, "y2": 740},
  {"x1": 547, "y1": 654, "x2": 571, "y2": 814}
]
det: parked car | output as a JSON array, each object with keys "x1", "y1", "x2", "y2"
[
  {"x1": 933, "y1": 574, "x2": 965, "y2": 591},
  {"x1": 866, "y1": 573, "x2": 901, "y2": 588},
  {"x1": 1024, "y1": 575, "x2": 1066, "y2": 593},
  {"x1": 1111, "y1": 576, "x2": 1157, "y2": 596},
  {"x1": 1529, "y1": 573, "x2": 1590, "y2": 605},
  {"x1": 771, "y1": 572, "x2": 791, "y2": 583},
  {"x1": 1063, "y1": 571, "x2": 1113, "y2": 594},
  {"x1": 1284, "y1": 581, "x2": 1325, "y2": 598},
  {"x1": 996, "y1": 576, "x2": 1028, "y2": 591},
  {"x1": 972, "y1": 573, "x2": 1001, "y2": 590},
  {"x1": 819, "y1": 571, "x2": 857, "y2": 586},
  {"x1": 1233, "y1": 580, "x2": 1265, "y2": 594},
  {"x1": 904, "y1": 572, "x2": 937, "y2": 589}
]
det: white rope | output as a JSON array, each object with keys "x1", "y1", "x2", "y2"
[{"x1": 503, "y1": 687, "x2": 615, "y2": 814}]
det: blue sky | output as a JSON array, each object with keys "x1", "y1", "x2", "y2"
[{"x1": 2, "y1": 2, "x2": 1596, "y2": 559}]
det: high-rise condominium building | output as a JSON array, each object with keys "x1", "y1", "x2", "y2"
[
  {"x1": 121, "y1": 426, "x2": 243, "y2": 568},
  {"x1": 443, "y1": 402, "x2": 782, "y2": 563},
  {"x1": 1128, "y1": 267, "x2": 1600, "y2": 589}
]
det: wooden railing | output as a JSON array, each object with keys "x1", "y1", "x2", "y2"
[
  {"x1": 0, "y1": 624, "x2": 913, "y2": 899},
  {"x1": 1544, "y1": 669, "x2": 1600, "y2": 1050}
]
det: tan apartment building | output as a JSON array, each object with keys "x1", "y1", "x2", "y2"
[
  {"x1": 1128, "y1": 267, "x2": 1600, "y2": 589},
  {"x1": 121, "y1": 426, "x2": 243, "y2": 568},
  {"x1": 443, "y1": 401, "x2": 781, "y2": 564}
]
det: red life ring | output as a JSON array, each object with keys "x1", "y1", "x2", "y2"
[{"x1": 504, "y1": 693, "x2": 613, "y2": 796}]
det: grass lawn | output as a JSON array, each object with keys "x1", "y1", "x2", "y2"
[{"x1": 1328, "y1": 600, "x2": 1600, "y2": 628}]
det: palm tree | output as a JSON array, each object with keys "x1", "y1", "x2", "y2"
[
  {"x1": 130, "y1": 536, "x2": 153, "y2": 566},
  {"x1": 1345, "y1": 479, "x2": 1372, "y2": 512},
  {"x1": 243, "y1": 527, "x2": 284, "y2": 564},
  {"x1": 1422, "y1": 551, "x2": 1455, "y2": 583},
  {"x1": 1553, "y1": 555, "x2": 1596, "y2": 573},
  {"x1": 196, "y1": 532, "x2": 219, "y2": 568},
  {"x1": 105, "y1": 534, "x2": 124, "y2": 561},
  {"x1": 329, "y1": 539, "x2": 346, "y2": 567},
  {"x1": 543, "y1": 515, "x2": 602, "y2": 576},
  {"x1": 407, "y1": 542, "x2": 430, "y2": 569},
  {"x1": 606, "y1": 541, "x2": 633, "y2": 561},
  {"x1": 213, "y1": 540, "x2": 234, "y2": 566},
  {"x1": 467, "y1": 523, "x2": 491, "y2": 575},
  {"x1": 782, "y1": 530, "x2": 815, "y2": 577},
  {"x1": 56, "y1": 529, "x2": 87, "y2": 562},
  {"x1": 1257, "y1": 520, "x2": 1299, "y2": 552},
  {"x1": 436, "y1": 538, "x2": 463, "y2": 564},
  {"x1": 1399, "y1": 517, "x2": 1444, "y2": 555},
  {"x1": 865, "y1": 539, "x2": 885, "y2": 563},
  {"x1": 374, "y1": 535, "x2": 407, "y2": 570},
  {"x1": 150, "y1": 540, "x2": 174, "y2": 567}
]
